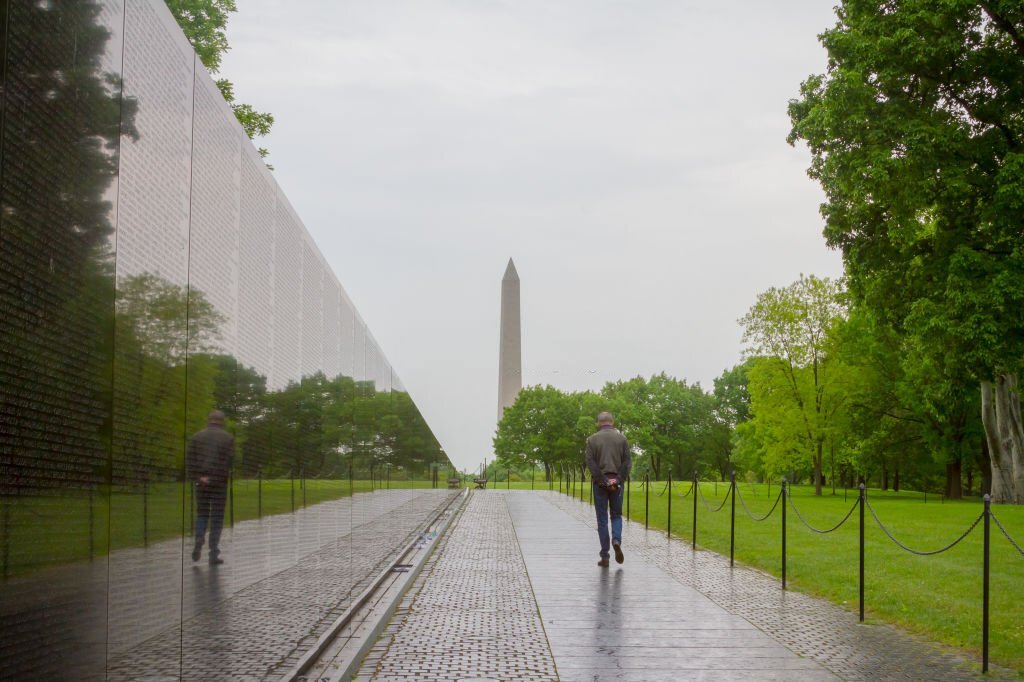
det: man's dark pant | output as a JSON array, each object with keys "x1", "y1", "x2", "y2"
[
  {"x1": 194, "y1": 482, "x2": 227, "y2": 558},
  {"x1": 593, "y1": 483, "x2": 624, "y2": 560}
]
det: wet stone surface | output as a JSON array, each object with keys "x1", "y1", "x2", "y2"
[
  {"x1": 545, "y1": 490, "x2": 1016, "y2": 681},
  {"x1": 104, "y1": 489, "x2": 458, "y2": 681},
  {"x1": 507, "y1": 492, "x2": 834, "y2": 682},
  {"x1": 355, "y1": 491, "x2": 559, "y2": 681}
]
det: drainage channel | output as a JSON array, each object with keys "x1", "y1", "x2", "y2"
[{"x1": 282, "y1": 488, "x2": 470, "y2": 682}]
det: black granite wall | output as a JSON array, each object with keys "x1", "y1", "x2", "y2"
[{"x1": 0, "y1": 1, "x2": 450, "y2": 677}]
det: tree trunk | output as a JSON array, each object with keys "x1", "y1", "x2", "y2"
[
  {"x1": 830, "y1": 443, "x2": 836, "y2": 495},
  {"x1": 880, "y1": 462, "x2": 889, "y2": 491},
  {"x1": 980, "y1": 375, "x2": 1024, "y2": 504},
  {"x1": 945, "y1": 460, "x2": 963, "y2": 500},
  {"x1": 814, "y1": 441, "x2": 823, "y2": 496},
  {"x1": 976, "y1": 439, "x2": 992, "y2": 496},
  {"x1": 893, "y1": 467, "x2": 900, "y2": 493}
]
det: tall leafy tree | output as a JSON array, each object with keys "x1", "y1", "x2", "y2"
[
  {"x1": 740, "y1": 275, "x2": 848, "y2": 495},
  {"x1": 788, "y1": 1, "x2": 1024, "y2": 502},
  {"x1": 493, "y1": 386, "x2": 582, "y2": 479}
]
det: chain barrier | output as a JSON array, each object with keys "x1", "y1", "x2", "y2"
[
  {"x1": 787, "y1": 493, "x2": 859, "y2": 534},
  {"x1": 696, "y1": 481, "x2": 731, "y2": 512},
  {"x1": 865, "y1": 496, "x2": 983, "y2": 556},
  {"x1": 734, "y1": 484, "x2": 782, "y2": 522},
  {"x1": 675, "y1": 480, "x2": 695, "y2": 498},
  {"x1": 990, "y1": 512, "x2": 1024, "y2": 559}
]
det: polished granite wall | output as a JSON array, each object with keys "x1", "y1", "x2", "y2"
[{"x1": 0, "y1": 1, "x2": 451, "y2": 677}]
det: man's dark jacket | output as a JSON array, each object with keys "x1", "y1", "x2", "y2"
[
  {"x1": 585, "y1": 426, "x2": 631, "y2": 486},
  {"x1": 186, "y1": 425, "x2": 235, "y2": 484}
]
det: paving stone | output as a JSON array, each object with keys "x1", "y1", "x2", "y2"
[{"x1": 357, "y1": 491, "x2": 559, "y2": 681}]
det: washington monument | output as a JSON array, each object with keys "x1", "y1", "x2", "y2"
[{"x1": 497, "y1": 258, "x2": 522, "y2": 420}]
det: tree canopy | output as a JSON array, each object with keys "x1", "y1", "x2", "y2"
[{"x1": 788, "y1": 0, "x2": 1024, "y2": 502}]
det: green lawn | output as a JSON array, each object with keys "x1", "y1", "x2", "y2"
[
  {"x1": 1, "y1": 478, "x2": 444, "y2": 577},
  {"x1": 527, "y1": 477, "x2": 1024, "y2": 676}
]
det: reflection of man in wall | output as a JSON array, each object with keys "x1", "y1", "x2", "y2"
[
  {"x1": 585, "y1": 412, "x2": 631, "y2": 567},
  {"x1": 187, "y1": 410, "x2": 235, "y2": 565}
]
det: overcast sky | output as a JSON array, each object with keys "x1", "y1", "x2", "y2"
[{"x1": 221, "y1": 1, "x2": 845, "y2": 473}]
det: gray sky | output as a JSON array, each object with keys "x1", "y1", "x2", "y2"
[{"x1": 221, "y1": 1, "x2": 844, "y2": 473}]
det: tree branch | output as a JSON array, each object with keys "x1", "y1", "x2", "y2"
[
  {"x1": 942, "y1": 86, "x2": 1019, "y2": 150},
  {"x1": 980, "y1": 2, "x2": 1024, "y2": 58}
]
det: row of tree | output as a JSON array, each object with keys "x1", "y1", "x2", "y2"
[
  {"x1": 737, "y1": 275, "x2": 986, "y2": 499},
  {"x1": 491, "y1": 272, "x2": 988, "y2": 499},
  {"x1": 492, "y1": 375, "x2": 732, "y2": 484}
]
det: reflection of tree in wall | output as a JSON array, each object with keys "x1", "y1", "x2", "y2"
[
  {"x1": 111, "y1": 274, "x2": 224, "y2": 484},
  {"x1": 111, "y1": 298, "x2": 450, "y2": 479},
  {"x1": 0, "y1": 1, "x2": 136, "y2": 494},
  {"x1": 236, "y1": 375, "x2": 447, "y2": 479}
]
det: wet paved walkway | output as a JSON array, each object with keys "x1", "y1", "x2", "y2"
[{"x1": 358, "y1": 490, "x2": 1011, "y2": 681}]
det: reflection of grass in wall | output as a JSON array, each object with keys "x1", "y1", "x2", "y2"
[
  {"x1": 537, "y1": 480, "x2": 1024, "y2": 676},
  {"x1": 1, "y1": 479, "x2": 441, "y2": 578}
]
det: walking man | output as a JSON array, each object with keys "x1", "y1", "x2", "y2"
[
  {"x1": 187, "y1": 409, "x2": 235, "y2": 565},
  {"x1": 585, "y1": 411, "x2": 631, "y2": 567}
]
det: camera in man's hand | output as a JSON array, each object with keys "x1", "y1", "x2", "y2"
[{"x1": 605, "y1": 475, "x2": 620, "y2": 493}]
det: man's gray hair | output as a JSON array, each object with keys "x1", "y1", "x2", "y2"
[
  {"x1": 208, "y1": 409, "x2": 226, "y2": 422},
  {"x1": 597, "y1": 411, "x2": 614, "y2": 424}
]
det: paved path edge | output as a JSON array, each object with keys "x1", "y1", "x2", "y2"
[{"x1": 297, "y1": 489, "x2": 471, "y2": 682}]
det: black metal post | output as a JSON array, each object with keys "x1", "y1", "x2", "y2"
[
  {"x1": 692, "y1": 471, "x2": 698, "y2": 550},
  {"x1": 3, "y1": 496, "x2": 11, "y2": 579},
  {"x1": 626, "y1": 476, "x2": 630, "y2": 519},
  {"x1": 645, "y1": 474, "x2": 650, "y2": 530},
  {"x1": 290, "y1": 470, "x2": 295, "y2": 513},
  {"x1": 302, "y1": 468, "x2": 307, "y2": 508},
  {"x1": 859, "y1": 483, "x2": 865, "y2": 621},
  {"x1": 782, "y1": 478, "x2": 788, "y2": 590},
  {"x1": 507, "y1": 469, "x2": 511, "y2": 490},
  {"x1": 730, "y1": 471, "x2": 736, "y2": 567},
  {"x1": 143, "y1": 479, "x2": 149, "y2": 548},
  {"x1": 531, "y1": 465, "x2": 535, "y2": 490},
  {"x1": 667, "y1": 471, "x2": 672, "y2": 537},
  {"x1": 88, "y1": 488, "x2": 95, "y2": 560},
  {"x1": 588, "y1": 471, "x2": 592, "y2": 503},
  {"x1": 229, "y1": 471, "x2": 234, "y2": 527},
  {"x1": 983, "y1": 494, "x2": 991, "y2": 673},
  {"x1": 258, "y1": 467, "x2": 263, "y2": 519}
]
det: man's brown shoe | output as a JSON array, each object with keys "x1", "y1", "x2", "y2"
[
  {"x1": 614, "y1": 543, "x2": 624, "y2": 564},
  {"x1": 597, "y1": 558, "x2": 610, "y2": 567}
]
